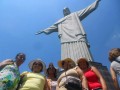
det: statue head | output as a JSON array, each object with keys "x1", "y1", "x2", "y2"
[{"x1": 63, "y1": 7, "x2": 71, "y2": 16}]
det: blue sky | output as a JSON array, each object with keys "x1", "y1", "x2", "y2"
[{"x1": 0, "y1": 0, "x2": 120, "y2": 73}]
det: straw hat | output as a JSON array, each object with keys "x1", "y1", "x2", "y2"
[
  {"x1": 28, "y1": 59, "x2": 46, "y2": 74},
  {"x1": 58, "y1": 58, "x2": 75, "y2": 68}
]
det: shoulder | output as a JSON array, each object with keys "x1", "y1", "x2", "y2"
[
  {"x1": 74, "y1": 66, "x2": 82, "y2": 72},
  {"x1": 74, "y1": 66, "x2": 84, "y2": 75},
  {"x1": 20, "y1": 71, "x2": 29, "y2": 76},
  {"x1": 91, "y1": 66, "x2": 99, "y2": 72},
  {"x1": 91, "y1": 66, "x2": 97, "y2": 70},
  {"x1": 47, "y1": 78, "x2": 52, "y2": 83},
  {"x1": 91, "y1": 66, "x2": 102, "y2": 77}
]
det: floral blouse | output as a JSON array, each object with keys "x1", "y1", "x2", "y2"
[{"x1": 0, "y1": 63, "x2": 20, "y2": 90}]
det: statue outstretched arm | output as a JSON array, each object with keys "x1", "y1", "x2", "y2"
[
  {"x1": 77, "y1": 0, "x2": 101, "y2": 20},
  {"x1": 35, "y1": 25, "x2": 58, "y2": 35}
]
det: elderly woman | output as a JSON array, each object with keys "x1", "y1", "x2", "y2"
[
  {"x1": 47, "y1": 63, "x2": 57, "y2": 90},
  {"x1": 77, "y1": 57, "x2": 107, "y2": 90},
  {"x1": 0, "y1": 53, "x2": 26, "y2": 90},
  {"x1": 18, "y1": 59, "x2": 49, "y2": 90},
  {"x1": 109, "y1": 48, "x2": 120, "y2": 90},
  {"x1": 56, "y1": 58, "x2": 88, "y2": 90}
]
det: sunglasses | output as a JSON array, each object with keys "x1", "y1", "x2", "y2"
[
  {"x1": 33, "y1": 62, "x2": 42, "y2": 66},
  {"x1": 17, "y1": 55, "x2": 25, "y2": 61}
]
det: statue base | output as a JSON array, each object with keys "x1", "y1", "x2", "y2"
[{"x1": 89, "y1": 61, "x2": 115, "y2": 90}]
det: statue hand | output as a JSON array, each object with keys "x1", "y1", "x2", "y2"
[
  {"x1": 35, "y1": 31, "x2": 44, "y2": 35},
  {"x1": 58, "y1": 34, "x2": 62, "y2": 38},
  {"x1": 97, "y1": 0, "x2": 101, "y2": 2}
]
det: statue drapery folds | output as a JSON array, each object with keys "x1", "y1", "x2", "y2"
[{"x1": 36, "y1": 0, "x2": 100, "y2": 62}]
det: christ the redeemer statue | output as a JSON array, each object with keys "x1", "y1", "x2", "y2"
[{"x1": 36, "y1": 0, "x2": 100, "y2": 62}]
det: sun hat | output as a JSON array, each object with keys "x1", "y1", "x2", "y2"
[
  {"x1": 58, "y1": 58, "x2": 75, "y2": 68},
  {"x1": 77, "y1": 57, "x2": 88, "y2": 64},
  {"x1": 28, "y1": 59, "x2": 46, "y2": 74}
]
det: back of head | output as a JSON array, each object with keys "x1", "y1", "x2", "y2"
[{"x1": 109, "y1": 48, "x2": 120, "y2": 62}]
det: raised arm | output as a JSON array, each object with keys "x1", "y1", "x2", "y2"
[
  {"x1": 0, "y1": 59, "x2": 13, "y2": 69},
  {"x1": 77, "y1": 0, "x2": 100, "y2": 21},
  {"x1": 35, "y1": 24, "x2": 58, "y2": 35},
  {"x1": 91, "y1": 66, "x2": 107, "y2": 90}
]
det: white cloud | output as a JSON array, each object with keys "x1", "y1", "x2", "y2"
[
  {"x1": 112, "y1": 33, "x2": 120, "y2": 40},
  {"x1": 105, "y1": 28, "x2": 120, "y2": 48}
]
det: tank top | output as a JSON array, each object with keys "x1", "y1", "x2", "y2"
[
  {"x1": 47, "y1": 79, "x2": 57, "y2": 90},
  {"x1": 19, "y1": 72, "x2": 45, "y2": 90},
  {"x1": 84, "y1": 68, "x2": 102, "y2": 90}
]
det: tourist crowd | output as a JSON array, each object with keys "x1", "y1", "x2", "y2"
[{"x1": 0, "y1": 48, "x2": 120, "y2": 90}]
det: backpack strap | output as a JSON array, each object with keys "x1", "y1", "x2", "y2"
[{"x1": 74, "y1": 66, "x2": 83, "y2": 79}]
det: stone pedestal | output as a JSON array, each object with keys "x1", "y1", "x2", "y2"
[{"x1": 89, "y1": 61, "x2": 115, "y2": 90}]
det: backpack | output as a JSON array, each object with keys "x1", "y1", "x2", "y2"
[{"x1": 65, "y1": 77, "x2": 82, "y2": 90}]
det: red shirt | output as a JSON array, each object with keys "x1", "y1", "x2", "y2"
[{"x1": 84, "y1": 68, "x2": 102, "y2": 90}]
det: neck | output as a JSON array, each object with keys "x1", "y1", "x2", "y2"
[
  {"x1": 15, "y1": 62, "x2": 19, "y2": 67},
  {"x1": 48, "y1": 74, "x2": 55, "y2": 79},
  {"x1": 33, "y1": 71, "x2": 40, "y2": 73},
  {"x1": 83, "y1": 67, "x2": 90, "y2": 73}
]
